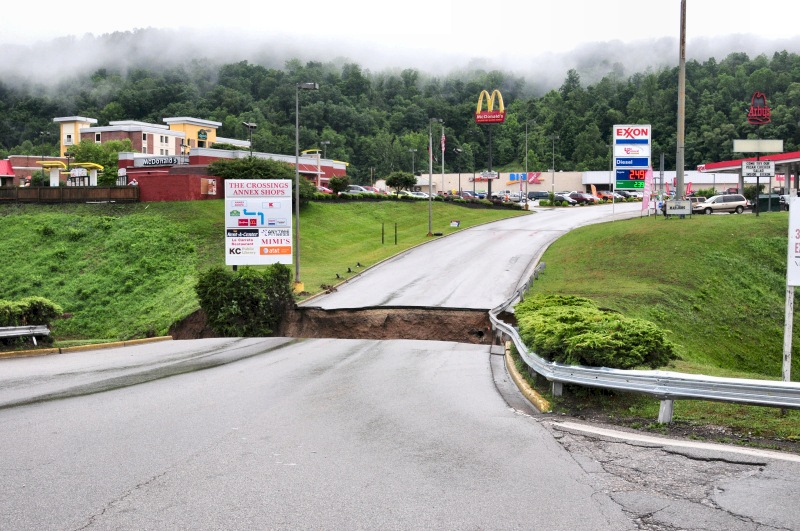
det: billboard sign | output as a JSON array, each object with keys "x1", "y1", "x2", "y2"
[{"x1": 224, "y1": 179, "x2": 293, "y2": 266}]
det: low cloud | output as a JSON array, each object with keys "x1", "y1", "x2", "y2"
[{"x1": 2, "y1": 28, "x2": 799, "y2": 94}]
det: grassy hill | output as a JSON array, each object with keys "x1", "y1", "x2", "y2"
[
  {"x1": 0, "y1": 200, "x2": 524, "y2": 342},
  {"x1": 523, "y1": 212, "x2": 800, "y2": 445},
  {"x1": 529, "y1": 213, "x2": 798, "y2": 381}
]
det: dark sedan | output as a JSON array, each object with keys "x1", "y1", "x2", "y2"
[{"x1": 569, "y1": 192, "x2": 600, "y2": 204}]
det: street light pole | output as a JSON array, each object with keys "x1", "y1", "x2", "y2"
[
  {"x1": 551, "y1": 134, "x2": 560, "y2": 196},
  {"x1": 525, "y1": 120, "x2": 534, "y2": 202},
  {"x1": 295, "y1": 82, "x2": 319, "y2": 290},
  {"x1": 440, "y1": 122, "x2": 445, "y2": 195},
  {"x1": 242, "y1": 122, "x2": 257, "y2": 157},
  {"x1": 428, "y1": 119, "x2": 441, "y2": 236},
  {"x1": 320, "y1": 140, "x2": 330, "y2": 159},
  {"x1": 454, "y1": 148, "x2": 463, "y2": 194},
  {"x1": 408, "y1": 148, "x2": 417, "y2": 175}
]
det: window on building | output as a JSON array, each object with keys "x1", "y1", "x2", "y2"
[
  {"x1": 65, "y1": 134, "x2": 73, "y2": 145},
  {"x1": 95, "y1": 133, "x2": 101, "y2": 143},
  {"x1": 142, "y1": 133, "x2": 148, "y2": 142},
  {"x1": 141, "y1": 147, "x2": 147, "y2": 154}
]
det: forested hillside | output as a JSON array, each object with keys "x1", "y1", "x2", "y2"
[{"x1": 2, "y1": 46, "x2": 799, "y2": 184}]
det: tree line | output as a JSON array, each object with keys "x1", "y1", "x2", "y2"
[{"x1": 2, "y1": 49, "x2": 799, "y2": 184}]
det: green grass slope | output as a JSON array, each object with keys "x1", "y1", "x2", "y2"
[
  {"x1": 0, "y1": 200, "x2": 524, "y2": 341},
  {"x1": 529, "y1": 213, "x2": 799, "y2": 380}
]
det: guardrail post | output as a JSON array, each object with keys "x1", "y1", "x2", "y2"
[
  {"x1": 658, "y1": 399, "x2": 674, "y2": 423},
  {"x1": 552, "y1": 381, "x2": 563, "y2": 396}
]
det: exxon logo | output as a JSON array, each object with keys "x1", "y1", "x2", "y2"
[{"x1": 616, "y1": 126, "x2": 649, "y2": 139}]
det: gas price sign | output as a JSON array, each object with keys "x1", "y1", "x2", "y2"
[
  {"x1": 613, "y1": 125, "x2": 651, "y2": 190},
  {"x1": 615, "y1": 169, "x2": 647, "y2": 188}
]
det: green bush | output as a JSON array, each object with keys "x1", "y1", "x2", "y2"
[
  {"x1": 195, "y1": 264, "x2": 294, "y2": 337},
  {"x1": 515, "y1": 294, "x2": 676, "y2": 369},
  {"x1": 0, "y1": 296, "x2": 63, "y2": 327}
]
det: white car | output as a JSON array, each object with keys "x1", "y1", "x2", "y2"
[{"x1": 410, "y1": 191, "x2": 429, "y2": 198}]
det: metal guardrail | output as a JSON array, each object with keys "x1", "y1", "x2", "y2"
[
  {"x1": 0, "y1": 325, "x2": 50, "y2": 346},
  {"x1": 490, "y1": 263, "x2": 800, "y2": 423}
]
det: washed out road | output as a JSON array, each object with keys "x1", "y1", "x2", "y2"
[{"x1": 2, "y1": 202, "x2": 799, "y2": 530}]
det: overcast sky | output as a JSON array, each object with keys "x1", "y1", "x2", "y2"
[{"x1": 2, "y1": 0, "x2": 798, "y2": 88}]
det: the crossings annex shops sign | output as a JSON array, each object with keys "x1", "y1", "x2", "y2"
[{"x1": 224, "y1": 179, "x2": 293, "y2": 266}]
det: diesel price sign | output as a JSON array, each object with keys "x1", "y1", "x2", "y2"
[{"x1": 613, "y1": 125, "x2": 651, "y2": 190}]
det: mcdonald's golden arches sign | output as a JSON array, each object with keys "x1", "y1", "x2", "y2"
[{"x1": 475, "y1": 89, "x2": 506, "y2": 124}]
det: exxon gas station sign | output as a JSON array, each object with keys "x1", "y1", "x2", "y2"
[{"x1": 613, "y1": 125, "x2": 651, "y2": 189}]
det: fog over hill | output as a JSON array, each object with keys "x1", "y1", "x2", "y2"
[{"x1": 2, "y1": 28, "x2": 800, "y2": 93}]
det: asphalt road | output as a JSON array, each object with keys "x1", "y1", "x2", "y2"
[
  {"x1": 302, "y1": 202, "x2": 643, "y2": 309},
  {"x1": 0, "y1": 338, "x2": 633, "y2": 530},
  {"x1": 2, "y1": 202, "x2": 799, "y2": 530}
]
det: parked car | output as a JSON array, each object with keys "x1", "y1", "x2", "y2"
[
  {"x1": 527, "y1": 190, "x2": 550, "y2": 201},
  {"x1": 410, "y1": 191, "x2": 429, "y2": 198},
  {"x1": 625, "y1": 190, "x2": 644, "y2": 199},
  {"x1": 780, "y1": 194, "x2": 792, "y2": 211},
  {"x1": 342, "y1": 184, "x2": 371, "y2": 195},
  {"x1": 693, "y1": 194, "x2": 750, "y2": 214},
  {"x1": 596, "y1": 190, "x2": 616, "y2": 201},
  {"x1": 491, "y1": 190, "x2": 512, "y2": 200},
  {"x1": 552, "y1": 193, "x2": 577, "y2": 205},
  {"x1": 458, "y1": 190, "x2": 478, "y2": 200},
  {"x1": 688, "y1": 196, "x2": 706, "y2": 207},
  {"x1": 569, "y1": 192, "x2": 600, "y2": 204},
  {"x1": 362, "y1": 185, "x2": 383, "y2": 194},
  {"x1": 316, "y1": 185, "x2": 333, "y2": 194}
]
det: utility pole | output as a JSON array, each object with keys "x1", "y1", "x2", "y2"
[{"x1": 675, "y1": 0, "x2": 687, "y2": 198}]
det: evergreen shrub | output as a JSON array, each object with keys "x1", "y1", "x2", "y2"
[{"x1": 515, "y1": 294, "x2": 676, "y2": 369}]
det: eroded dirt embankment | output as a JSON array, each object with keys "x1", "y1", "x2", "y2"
[{"x1": 170, "y1": 306, "x2": 495, "y2": 344}]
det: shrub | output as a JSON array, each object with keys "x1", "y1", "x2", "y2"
[
  {"x1": 0, "y1": 297, "x2": 63, "y2": 326},
  {"x1": 515, "y1": 294, "x2": 676, "y2": 369},
  {"x1": 195, "y1": 264, "x2": 294, "y2": 337}
]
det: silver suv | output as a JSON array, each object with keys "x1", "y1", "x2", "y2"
[{"x1": 693, "y1": 194, "x2": 750, "y2": 214}]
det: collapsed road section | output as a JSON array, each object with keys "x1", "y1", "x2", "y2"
[{"x1": 170, "y1": 306, "x2": 494, "y2": 344}]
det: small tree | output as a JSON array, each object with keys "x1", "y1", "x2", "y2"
[
  {"x1": 328, "y1": 176, "x2": 349, "y2": 194},
  {"x1": 68, "y1": 139, "x2": 134, "y2": 185},
  {"x1": 385, "y1": 171, "x2": 417, "y2": 193},
  {"x1": 207, "y1": 157, "x2": 316, "y2": 207}
]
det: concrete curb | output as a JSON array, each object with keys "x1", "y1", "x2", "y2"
[
  {"x1": 0, "y1": 336, "x2": 173, "y2": 359},
  {"x1": 503, "y1": 341, "x2": 551, "y2": 413}
]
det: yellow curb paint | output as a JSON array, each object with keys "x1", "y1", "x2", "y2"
[
  {"x1": 0, "y1": 348, "x2": 60, "y2": 359},
  {"x1": 123, "y1": 336, "x2": 173, "y2": 347},
  {"x1": 1, "y1": 336, "x2": 173, "y2": 359},
  {"x1": 504, "y1": 342, "x2": 551, "y2": 413},
  {"x1": 61, "y1": 342, "x2": 126, "y2": 353}
]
